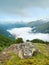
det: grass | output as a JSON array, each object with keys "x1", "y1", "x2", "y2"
[
  {"x1": 1, "y1": 43, "x2": 48, "y2": 65},
  {"x1": 33, "y1": 43, "x2": 49, "y2": 56},
  {"x1": 4, "y1": 53, "x2": 49, "y2": 65}
]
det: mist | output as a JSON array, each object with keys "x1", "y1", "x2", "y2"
[{"x1": 7, "y1": 27, "x2": 49, "y2": 42}]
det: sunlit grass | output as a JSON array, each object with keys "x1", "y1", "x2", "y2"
[
  {"x1": 0, "y1": 43, "x2": 49, "y2": 65},
  {"x1": 4, "y1": 44, "x2": 49, "y2": 65},
  {"x1": 5, "y1": 53, "x2": 49, "y2": 65}
]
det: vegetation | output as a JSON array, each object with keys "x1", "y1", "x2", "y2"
[
  {"x1": 26, "y1": 39, "x2": 30, "y2": 42},
  {"x1": 0, "y1": 34, "x2": 24, "y2": 51},
  {"x1": 16, "y1": 38, "x2": 24, "y2": 43},
  {"x1": 36, "y1": 22, "x2": 49, "y2": 33},
  {"x1": 27, "y1": 21, "x2": 49, "y2": 33},
  {"x1": 30, "y1": 39, "x2": 49, "y2": 45},
  {"x1": 0, "y1": 34, "x2": 49, "y2": 65},
  {"x1": 3, "y1": 43, "x2": 49, "y2": 65},
  {"x1": 0, "y1": 34, "x2": 15, "y2": 51}
]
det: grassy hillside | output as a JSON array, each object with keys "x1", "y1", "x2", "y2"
[
  {"x1": 0, "y1": 43, "x2": 49, "y2": 65},
  {"x1": 27, "y1": 20, "x2": 49, "y2": 33},
  {"x1": 36, "y1": 22, "x2": 49, "y2": 33},
  {"x1": 0, "y1": 34, "x2": 15, "y2": 51},
  {"x1": 0, "y1": 34, "x2": 49, "y2": 65}
]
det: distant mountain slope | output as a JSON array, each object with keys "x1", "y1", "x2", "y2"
[
  {"x1": 27, "y1": 20, "x2": 45, "y2": 27},
  {"x1": 0, "y1": 22, "x2": 26, "y2": 29},
  {"x1": 27, "y1": 20, "x2": 49, "y2": 33},
  {"x1": 0, "y1": 20, "x2": 49, "y2": 34},
  {"x1": 36, "y1": 22, "x2": 49, "y2": 33},
  {"x1": 0, "y1": 26, "x2": 10, "y2": 36},
  {"x1": 0, "y1": 22, "x2": 26, "y2": 39},
  {"x1": 0, "y1": 26, "x2": 15, "y2": 38}
]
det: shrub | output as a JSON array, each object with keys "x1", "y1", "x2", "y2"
[
  {"x1": 16, "y1": 38, "x2": 24, "y2": 43},
  {"x1": 31, "y1": 39, "x2": 45, "y2": 43},
  {"x1": 26, "y1": 40, "x2": 30, "y2": 42}
]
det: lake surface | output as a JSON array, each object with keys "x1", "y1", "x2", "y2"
[{"x1": 7, "y1": 27, "x2": 49, "y2": 42}]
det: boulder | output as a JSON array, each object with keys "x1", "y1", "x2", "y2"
[{"x1": 1, "y1": 43, "x2": 40, "y2": 59}]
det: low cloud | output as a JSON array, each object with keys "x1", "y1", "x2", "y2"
[{"x1": 7, "y1": 27, "x2": 49, "y2": 42}]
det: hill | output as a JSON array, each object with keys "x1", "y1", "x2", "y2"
[
  {"x1": 26, "y1": 20, "x2": 49, "y2": 33},
  {"x1": 27, "y1": 19, "x2": 45, "y2": 27},
  {"x1": 0, "y1": 20, "x2": 49, "y2": 34},
  {"x1": 0, "y1": 25, "x2": 15, "y2": 39},
  {"x1": 0, "y1": 42, "x2": 49, "y2": 65},
  {"x1": 0, "y1": 34, "x2": 49, "y2": 65},
  {"x1": 36, "y1": 22, "x2": 49, "y2": 33},
  {"x1": 0, "y1": 22, "x2": 26, "y2": 29},
  {"x1": 0, "y1": 34, "x2": 15, "y2": 51},
  {"x1": 0, "y1": 26, "x2": 11, "y2": 36}
]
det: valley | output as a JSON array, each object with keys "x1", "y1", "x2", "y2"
[{"x1": 0, "y1": 20, "x2": 49, "y2": 65}]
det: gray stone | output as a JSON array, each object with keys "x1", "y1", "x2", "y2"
[{"x1": 2, "y1": 42, "x2": 39, "y2": 59}]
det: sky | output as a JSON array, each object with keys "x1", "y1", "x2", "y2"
[{"x1": 0, "y1": 0, "x2": 49, "y2": 23}]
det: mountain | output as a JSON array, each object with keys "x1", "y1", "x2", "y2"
[
  {"x1": 0, "y1": 22, "x2": 26, "y2": 39},
  {"x1": 27, "y1": 20, "x2": 46, "y2": 27},
  {"x1": 27, "y1": 20, "x2": 49, "y2": 33},
  {"x1": 0, "y1": 25, "x2": 15, "y2": 38},
  {"x1": 0, "y1": 20, "x2": 49, "y2": 35},
  {"x1": 0, "y1": 26, "x2": 10, "y2": 36},
  {"x1": 36, "y1": 22, "x2": 49, "y2": 33},
  {"x1": 0, "y1": 22, "x2": 26, "y2": 30}
]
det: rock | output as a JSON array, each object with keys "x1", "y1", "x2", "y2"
[{"x1": 1, "y1": 42, "x2": 40, "y2": 59}]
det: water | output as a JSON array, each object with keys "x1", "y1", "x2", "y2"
[{"x1": 7, "y1": 27, "x2": 49, "y2": 42}]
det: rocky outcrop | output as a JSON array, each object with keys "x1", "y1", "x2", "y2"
[{"x1": 1, "y1": 42, "x2": 40, "y2": 59}]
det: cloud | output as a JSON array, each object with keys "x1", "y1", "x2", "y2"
[
  {"x1": 7, "y1": 27, "x2": 49, "y2": 41},
  {"x1": 0, "y1": 0, "x2": 49, "y2": 8},
  {"x1": 0, "y1": 0, "x2": 49, "y2": 16},
  {"x1": 0, "y1": 0, "x2": 49, "y2": 21}
]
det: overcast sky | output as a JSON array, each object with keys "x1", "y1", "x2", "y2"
[{"x1": 0, "y1": 0, "x2": 49, "y2": 23}]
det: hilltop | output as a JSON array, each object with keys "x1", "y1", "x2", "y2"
[
  {"x1": 0, "y1": 34, "x2": 49, "y2": 65},
  {"x1": 0, "y1": 43, "x2": 49, "y2": 65}
]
